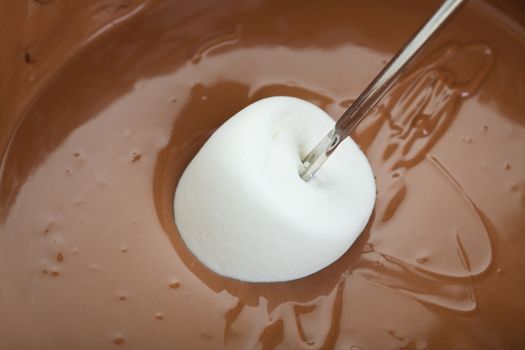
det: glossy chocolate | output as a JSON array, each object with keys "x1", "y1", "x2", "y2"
[{"x1": 1, "y1": 0, "x2": 524, "y2": 349}]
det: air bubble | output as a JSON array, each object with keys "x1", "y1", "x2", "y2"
[
  {"x1": 416, "y1": 257, "x2": 429, "y2": 264},
  {"x1": 24, "y1": 52, "x2": 34, "y2": 64},
  {"x1": 113, "y1": 337, "x2": 125, "y2": 346},
  {"x1": 42, "y1": 220, "x2": 54, "y2": 234},
  {"x1": 169, "y1": 281, "x2": 181, "y2": 289},
  {"x1": 131, "y1": 152, "x2": 142, "y2": 163}
]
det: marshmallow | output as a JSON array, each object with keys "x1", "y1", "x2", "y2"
[{"x1": 174, "y1": 96, "x2": 376, "y2": 282}]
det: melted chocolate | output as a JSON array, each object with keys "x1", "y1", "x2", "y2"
[{"x1": 1, "y1": 0, "x2": 525, "y2": 349}]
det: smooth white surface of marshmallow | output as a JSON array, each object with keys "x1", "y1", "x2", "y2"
[{"x1": 174, "y1": 96, "x2": 376, "y2": 282}]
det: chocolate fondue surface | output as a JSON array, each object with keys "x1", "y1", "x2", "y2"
[{"x1": 1, "y1": 0, "x2": 525, "y2": 349}]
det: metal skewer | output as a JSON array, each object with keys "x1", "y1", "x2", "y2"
[{"x1": 300, "y1": 0, "x2": 466, "y2": 181}]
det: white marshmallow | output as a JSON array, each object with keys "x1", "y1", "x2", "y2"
[{"x1": 174, "y1": 96, "x2": 376, "y2": 282}]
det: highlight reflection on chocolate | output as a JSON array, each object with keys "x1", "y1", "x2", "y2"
[{"x1": 1, "y1": 0, "x2": 525, "y2": 349}]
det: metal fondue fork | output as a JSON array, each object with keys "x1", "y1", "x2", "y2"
[{"x1": 300, "y1": 0, "x2": 466, "y2": 181}]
